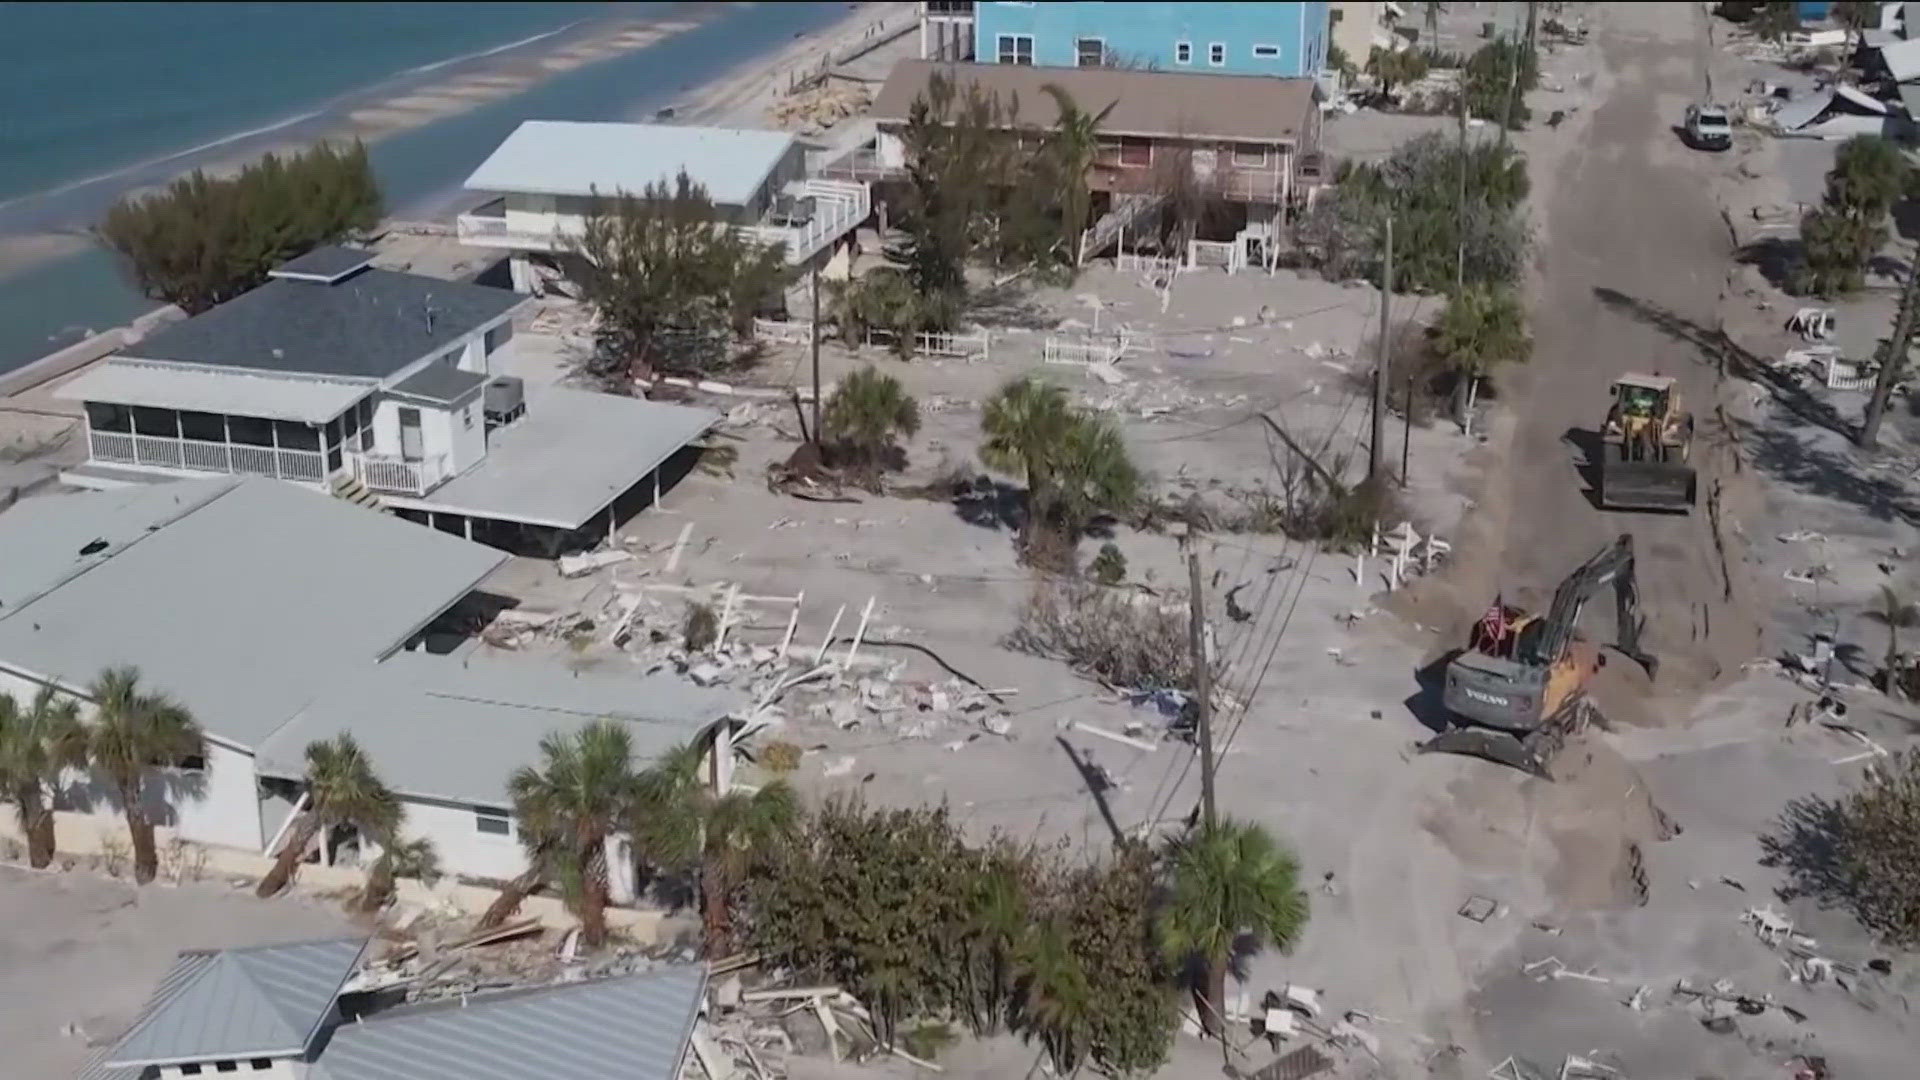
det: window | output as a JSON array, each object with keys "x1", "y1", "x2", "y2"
[
  {"x1": 215, "y1": 1063, "x2": 238, "y2": 1075},
  {"x1": 475, "y1": 806, "x2": 511, "y2": 836},
  {"x1": 1233, "y1": 143, "x2": 1269, "y2": 167},
  {"x1": 131, "y1": 406, "x2": 178, "y2": 437},
  {"x1": 180, "y1": 1066, "x2": 203, "y2": 1076},
  {"x1": 1330, "y1": 9, "x2": 1344, "y2": 23},
  {"x1": 228, "y1": 415, "x2": 273, "y2": 447},
  {"x1": 463, "y1": 406, "x2": 475, "y2": 430},
  {"x1": 1208, "y1": 42, "x2": 1225, "y2": 66},
  {"x1": 996, "y1": 33, "x2": 1033, "y2": 65},
  {"x1": 1175, "y1": 40, "x2": 1191, "y2": 64},
  {"x1": 1098, "y1": 137, "x2": 1153, "y2": 168},
  {"x1": 85, "y1": 401, "x2": 132, "y2": 434},
  {"x1": 273, "y1": 420, "x2": 320, "y2": 452},
  {"x1": 1252, "y1": 44, "x2": 1280, "y2": 58},
  {"x1": 250, "y1": 1060, "x2": 274, "y2": 1071},
  {"x1": 1075, "y1": 37, "x2": 1104, "y2": 66}
]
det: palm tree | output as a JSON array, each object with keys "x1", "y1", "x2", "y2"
[
  {"x1": 981, "y1": 376, "x2": 1140, "y2": 553},
  {"x1": 1432, "y1": 285, "x2": 1531, "y2": 424},
  {"x1": 1868, "y1": 584, "x2": 1920, "y2": 697},
  {"x1": 1365, "y1": 46, "x2": 1429, "y2": 96},
  {"x1": 508, "y1": 720, "x2": 638, "y2": 948},
  {"x1": 823, "y1": 365, "x2": 921, "y2": 486},
  {"x1": 475, "y1": 829, "x2": 560, "y2": 930},
  {"x1": 359, "y1": 834, "x2": 440, "y2": 912},
  {"x1": 630, "y1": 740, "x2": 800, "y2": 956},
  {"x1": 1040, "y1": 84, "x2": 1115, "y2": 265},
  {"x1": 0, "y1": 686, "x2": 86, "y2": 868},
  {"x1": 257, "y1": 733, "x2": 400, "y2": 897},
  {"x1": 86, "y1": 667, "x2": 205, "y2": 884},
  {"x1": 1015, "y1": 917, "x2": 1094, "y2": 1075},
  {"x1": 1157, "y1": 817, "x2": 1310, "y2": 1037}
]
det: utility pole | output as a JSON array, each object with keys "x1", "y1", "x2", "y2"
[
  {"x1": 1456, "y1": 89, "x2": 1469, "y2": 294},
  {"x1": 1401, "y1": 374, "x2": 1414, "y2": 488},
  {"x1": 1371, "y1": 217, "x2": 1393, "y2": 483},
  {"x1": 808, "y1": 264, "x2": 822, "y2": 444},
  {"x1": 1187, "y1": 552, "x2": 1217, "y2": 831}
]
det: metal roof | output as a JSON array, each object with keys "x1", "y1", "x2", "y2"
[
  {"x1": 56, "y1": 359, "x2": 373, "y2": 423},
  {"x1": 0, "y1": 478, "x2": 507, "y2": 749},
  {"x1": 1882, "y1": 36, "x2": 1920, "y2": 82},
  {"x1": 873, "y1": 59, "x2": 1319, "y2": 143},
  {"x1": 121, "y1": 268, "x2": 526, "y2": 381},
  {"x1": 255, "y1": 652, "x2": 742, "y2": 806},
  {"x1": 312, "y1": 965, "x2": 707, "y2": 1080},
  {"x1": 463, "y1": 120, "x2": 796, "y2": 206},
  {"x1": 268, "y1": 245, "x2": 376, "y2": 284},
  {"x1": 390, "y1": 364, "x2": 488, "y2": 405},
  {"x1": 401, "y1": 386, "x2": 717, "y2": 530},
  {"x1": 105, "y1": 937, "x2": 368, "y2": 1067}
]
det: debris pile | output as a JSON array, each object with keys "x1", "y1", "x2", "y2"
[{"x1": 767, "y1": 84, "x2": 871, "y2": 133}]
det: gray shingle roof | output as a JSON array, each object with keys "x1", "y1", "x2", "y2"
[
  {"x1": 0, "y1": 478, "x2": 507, "y2": 750},
  {"x1": 390, "y1": 364, "x2": 488, "y2": 405},
  {"x1": 269, "y1": 245, "x2": 376, "y2": 283},
  {"x1": 121, "y1": 267, "x2": 525, "y2": 380},
  {"x1": 256, "y1": 652, "x2": 742, "y2": 806},
  {"x1": 312, "y1": 965, "x2": 707, "y2": 1080},
  {"x1": 104, "y1": 938, "x2": 368, "y2": 1068}
]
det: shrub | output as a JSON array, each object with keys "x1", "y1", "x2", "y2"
[
  {"x1": 760, "y1": 741, "x2": 803, "y2": 774},
  {"x1": 1007, "y1": 582, "x2": 1192, "y2": 691},
  {"x1": 1090, "y1": 542, "x2": 1127, "y2": 586},
  {"x1": 683, "y1": 602, "x2": 718, "y2": 652},
  {"x1": 1831, "y1": 749, "x2": 1920, "y2": 944}
]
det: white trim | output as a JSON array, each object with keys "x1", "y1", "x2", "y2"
[
  {"x1": 995, "y1": 32, "x2": 1034, "y2": 65},
  {"x1": 1074, "y1": 35, "x2": 1105, "y2": 66},
  {"x1": 1252, "y1": 43, "x2": 1281, "y2": 58},
  {"x1": 1208, "y1": 41, "x2": 1226, "y2": 67},
  {"x1": 1174, "y1": 39, "x2": 1192, "y2": 64}
]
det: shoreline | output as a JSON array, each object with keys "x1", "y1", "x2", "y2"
[{"x1": 0, "y1": 1, "x2": 910, "y2": 398}]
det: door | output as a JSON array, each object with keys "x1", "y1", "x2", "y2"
[{"x1": 398, "y1": 407, "x2": 423, "y2": 461}]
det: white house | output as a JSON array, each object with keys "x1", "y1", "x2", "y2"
[
  {"x1": 83, "y1": 937, "x2": 707, "y2": 1080},
  {"x1": 456, "y1": 119, "x2": 873, "y2": 291},
  {"x1": 58, "y1": 247, "x2": 719, "y2": 554},
  {"x1": 0, "y1": 478, "x2": 742, "y2": 899}
]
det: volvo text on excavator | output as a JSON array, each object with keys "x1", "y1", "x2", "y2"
[{"x1": 1422, "y1": 535, "x2": 1658, "y2": 779}]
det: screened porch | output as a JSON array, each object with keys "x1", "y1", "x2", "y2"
[{"x1": 82, "y1": 399, "x2": 377, "y2": 486}]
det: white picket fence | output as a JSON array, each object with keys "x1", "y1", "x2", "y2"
[
  {"x1": 1044, "y1": 333, "x2": 1130, "y2": 367},
  {"x1": 863, "y1": 326, "x2": 991, "y2": 360},
  {"x1": 1187, "y1": 238, "x2": 1248, "y2": 274},
  {"x1": 1116, "y1": 250, "x2": 1182, "y2": 276},
  {"x1": 751, "y1": 318, "x2": 814, "y2": 345}
]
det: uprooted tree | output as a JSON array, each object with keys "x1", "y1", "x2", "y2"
[
  {"x1": 97, "y1": 140, "x2": 381, "y2": 314},
  {"x1": 1299, "y1": 132, "x2": 1530, "y2": 291},
  {"x1": 568, "y1": 172, "x2": 789, "y2": 382}
]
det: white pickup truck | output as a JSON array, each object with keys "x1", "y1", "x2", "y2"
[{"x1": 1683, "y1": 104, "x2": 1732, "y2": 150}]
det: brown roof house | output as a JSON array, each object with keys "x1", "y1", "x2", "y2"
[{"x1": 861, "y1": 59, "x2": 1324, "y2": 269}]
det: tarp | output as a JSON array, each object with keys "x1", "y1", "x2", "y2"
[{"x1": 1879, "y1": 37, "x2": 1920, "y2": 81}]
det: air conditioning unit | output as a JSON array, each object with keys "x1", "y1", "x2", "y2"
[{"x1": 484, "y1": 376, "x2": 525, "y2": 425}]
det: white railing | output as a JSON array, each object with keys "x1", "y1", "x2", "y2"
[
  {"x1": 1079, "y1": 191, "x2": 1170, "y2": 264},
  {"x1": 1044, "y1": 334, "x2": 1129, "y2": 367},
  {"x1": 352, "y1": 453, "x2": 451, "y2": 497},
  {"x1": 752, "y1": 317, "x2": 815, "y2": 345},
  {"x1": 1117, "y1": 251, "x2": 1181, "y2": 275},
  {"x1": 88, "y1": 431, "x2": 326, "y2": 483},
  {"x1": 742, "y1": 181, "x2": 872, "y2": 265},
  {"x1": 1187, "y1": 238, "x2": 1247, "y2": 274},
  {"x1": 454, "y1": 213, "x2": 585, "y2": 252},
  {"x1": 863, "y1": 326, "x2": 991, "y2": 360}
]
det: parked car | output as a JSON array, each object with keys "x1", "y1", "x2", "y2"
[{"x1": 1683, "y1": 104, "x2": 1733, "y2": 150}]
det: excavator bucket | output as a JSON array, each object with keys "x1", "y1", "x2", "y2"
[
  {"x1": 1599, "y1": 457, "x2": 1695, "y2": 511},
  {"x1": 1418, "y1": 728, "x2": 1556, "y2": 780}
]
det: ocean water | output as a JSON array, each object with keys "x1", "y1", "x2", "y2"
[{"x1": 0, "y1": 0, "x2": 850, "y2": 371}]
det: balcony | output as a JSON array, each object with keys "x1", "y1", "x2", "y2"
[
  {"x1": 350, "y1": 452, "x2": 452, "y2": 497},
  {"x1": 455, "y1": 200, "x2": 585, "y2": 253},
  {"x1": 88, "y1": 431, "x2": 326, "y2": 484},
  {"x1": 738, "y1": 180, "x2": 872, "y2": 265}
]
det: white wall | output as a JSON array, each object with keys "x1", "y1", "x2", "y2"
[
  {"x1": 877, "y1": 130, "x2": 906, "y2": 168},
  {"x1": 0, "y1": 663, "x2": 263, "y2": 852},
  {"x1": 398, "y1": 796, "x2": 638, "y2": 903},
  {"x1": 160, "y1": 1057, "x2": 300, "y2": 1079},
  {"x1": 446, "y1": 396, "x2": 485, "y2": 474}
]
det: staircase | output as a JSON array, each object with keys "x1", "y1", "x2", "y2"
[
  {"x1": 329, "y1": 473, "x2": 386, "y2": 512},
  {"x1": 1078, "y1": 191, "x2": 1171, "y2": 265}
]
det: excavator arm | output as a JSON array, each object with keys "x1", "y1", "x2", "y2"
[{"x1": 1526, "y1": 534, "x2": 1658, "y2": 678}]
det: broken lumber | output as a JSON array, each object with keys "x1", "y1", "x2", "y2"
[{"x1": 446, "y1": 916, "x2": 541, "y2": 951}]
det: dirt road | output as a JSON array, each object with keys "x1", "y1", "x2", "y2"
[{"x1": 1428, "y1": 4, "x2": 1764, "y2": 722}]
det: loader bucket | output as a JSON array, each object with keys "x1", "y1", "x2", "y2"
[
  {"x1": 1599, "y1": 461, "x2": 1695, "y2": 511},
  {"x1": 1418, "y1": 728, "x2": 1556, "y2": 780}
]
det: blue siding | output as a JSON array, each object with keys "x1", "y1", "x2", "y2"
[{"x1": 974, "y1": 2, "x2": 1329, "y2": 79}]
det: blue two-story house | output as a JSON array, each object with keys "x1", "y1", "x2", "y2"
[{"x1": 969, "y1": 1, "x2": 1330, "y2": 78}]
